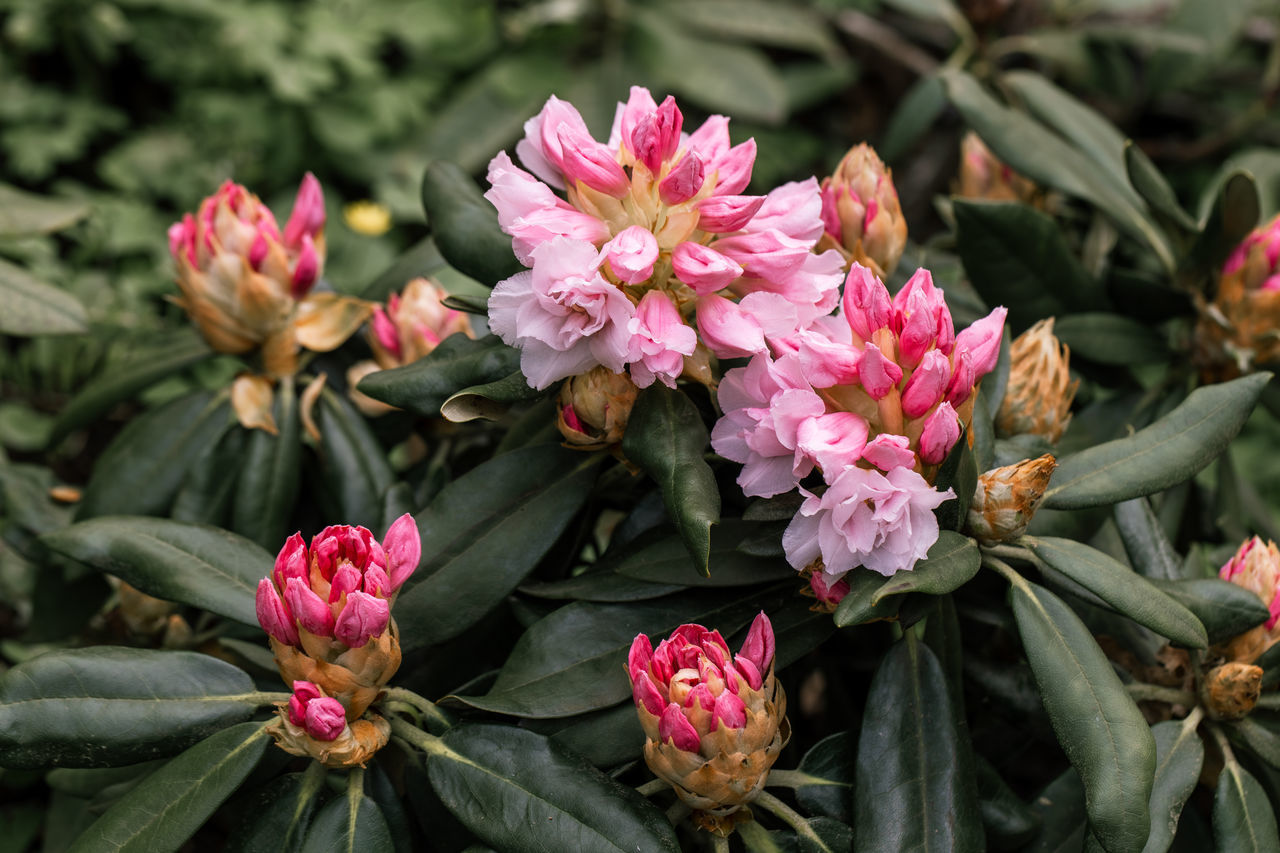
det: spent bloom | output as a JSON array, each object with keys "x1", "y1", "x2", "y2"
[
  {"x1": 268, "y1": 680, "x2": 391, "y2": 767},
  {"x1": 256, "y1": 513, "x2": 421, "y2": 717},
  {"x1": 1197, "y1": 214, "x2": 1280, "y2": 381},
  {"x1": 628, "y1": 613, "x2": 788, "y2": 815},
  {"x1": 712, "y1": 262, "x2": 1005, "y2": 582},
  {"x1": 1218, "y1": 536, "x2": 1280, "y2": 665},
  {"x1": 485, "y1": 86, "x2": 845, "y2": 390},
  {"x1": 955, "y1": 132, "x2": 1040, "y2": 205},
  {"x1": 996, "y1": 318, "x2": 1078, "y2": 443},
  {"x1": 819, "y1": 143, "x2": 908, "y2": 279}
]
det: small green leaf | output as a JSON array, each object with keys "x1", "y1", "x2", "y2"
[
  {"x1": 0, "y1": 648, "x2": 258, "y2": 769},
  {"x1": 0, "y1": 258, "x2": 89, "y2": 336},
  {"x1": 313, "y1": 388, "x2": 395, "y2": 533},
  {"x1": 1191, "y1": 172, "x2": 1261, "y2": 296},
  {"x1": 1043, "y1": 373, "x2": 1269, "y2": 509},
  {"x1": 621, "y1": 385, "x2": 721, "y2": 576},
  {"x1": 871, "y1": 532, "x2": 981, "y2": 604},
  {"x1": 1010, "y1": 581, "x2": 1155, "y2": 853},
  {"x1": 652, "y1": 0, "x2": 843, "y2": 60},
  {"x1": 226, "y1": 769, "x2": 328, "y2": 853},
  {"x1": 854, "y1": 636, "x2": 984, "y2": 852},
  {"x1": 1145, "y1": 717, "x2": 1205, "y2": 853},
  {"x1": 42, "y1": 516, "x2": 273, "y2": 627},
  {"x1": 1213, "y1": 762, "x2": 1280, "y2": 853},
  {"x1": 426, "y1": 724, "x2": 679, "y2": 853},
  {"x1": 66, "y1": 722, "x2": 271, "y2": 853},
  {"x1": 612, "y1": 521, "x2": 791, "y2": 587},
  {"x1": 1054, "y1": 313, "x2": 1170, "y2": 366},
  {"x1": 880, "y1": 74, "x2": 947, "y2": 163},
  {"x1": 933, "y1": 435, "x2": 977, "y2": 532},
  {"x1": 233, "y1": 382, "x2": 302, "y2": 550},
  {"x1": 1026, "y1": 537, "x2": 1207, "y2": 648},
  {"x1": 1230, "y1": 718, "x2": 1280, "y2": 769},
  {"x1": 356, "y1": 335, "x2": 521, "y2": 418},
  {"x1": 1147, "y1": 578, "x2": 1270, "y2": 645},
  {"x1": 419, "y1": 161, "x2": 523, "y2": 287},
  {"x1": 975, "y1": 758, "x2": 1040, "y2": 849},
  {"x1": 833, "y1": 569, "x2": 904, "y2": 627}
]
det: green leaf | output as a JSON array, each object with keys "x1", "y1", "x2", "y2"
[
  {"x1": 621, "y1": 385, "x2": 721, "y2": 576},
  {"x1": 1230, "y1": 718, "x2": 1280, "y2": 769},
  {"x1": 1042, "y1": 373, "x2": 1269, "y2": 510},
  {"x1": 66, "y1": 722, "x2": 271, "y2": 853},
  {"x1": 453, "y1": 587, "x2": 785, "y2": 718},
  {"x1": 880, "y1": 74, "x2": 947, "y2": 163},
  {"x1": 1022, "y1": 768, "x2": 1087, "y2": 853},
  {"x1": 1213, "y1": 762, "x2": 1280, "y2": 853},
  {"x1": 796, "y1": 732, "x2": 855, "y2": 823},
  {"x1": 1054, "y1": 313, "x2": 1170, "y2": 366},
  {"x1": 833, "y1": 569, "x2": 904, "y2": 627},
  {"x1": 1026, "y1": 537, "x2": 1207, "y2": 648},
  {"x1": 233, "y1": 383, "x2": 302, "y2": 550},
  {"x1": 1145, "y1": 717, "x2": 1205, "y2": 853},
  {"x1": 226, "y1": 769, "x2": 328, "y2": 853},
  {"x1": 42, "y1": 516, "x2": 273, "y2": 627},
  {"x1": 1191, "y1": 172, "x2": 1261, "y2": 295},
  {"x1": 0, "y1": 648, "x2": 258, "y2": 769},
  {"x1": 302, "y1": 790, "x2": 393, "y2": 853},
  {"x1": 313, "y1": 388, "x2": 395, "y2": 533},
  {"x1": 1124, "y1": 143, "x2": 1196, "y2": 235},
  {"x1": 440, "y1": 371, "x2": 544, "y2": 423},
  {"x1": 975, "y1": 758, "x2": 1040, "y2": 849},
  {"x1": 173, "y1": 425, "x2": 248, "y2": 526},
  {"x1": 870, "y1": 532, "x2": 981, "y2": 604},
  {"x1": 612, "y1": 521, "x2": 789, "y2": 587},
  {"x1": 934, "y1": 432, "x2": 977, "y2": 532},
  {"x1": 355, "y1": 335, "x2": 521, "y2": 418},
  {"x1": 1113, "y1": 498, "x2": 1181, "y2": 581},
  {"x1": 76, "y1": 390, "x2": 232, "y2": 520},
  {"x1": 359, "y1": 237, "x2": 447, "y2": 301},
  {"x1": 46, "y1": 330, "x2": 214, "y2": 448},
  {"x1": 652, "y1": 0, "x2": 843, "y2": 60},
  {"x1": 395, "y1": 444, "x2": 600, "y2": 652},
  {"x1": 854, "y1": 635, "x2": 984, "y2": 852},
  {"x1": 0, "y1": 257, "x2": 89, "y2": 336},
  {"x1": 419, "y1": 160, "x2": 523, "y2": 287},
  {"x1": 1147, "y1": 578, "x2": 1270, "y2": 646},
  {"x1": 0, "y1": 183, "x2": 90, "y2": 235},
  {"x1": 426, "y1": 724, "x2": 679, "y2": 853},
  {"x1": 1010, "y1": 580, "x2": 1155, "y2": 853},
  {"x1": 952, "y1": 200, "x2": 1101, "y2": 333}
]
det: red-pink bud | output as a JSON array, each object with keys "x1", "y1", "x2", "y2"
[
  {"x1": 371, "y1": 306, "x2": 402, "y2": 361},
  {"x1": 659, "y1": 153, "x2": 705, "y2": 205},
  {"x1": 954, "y1": 307, "x2": 1007, "y2": 378},
  {"x1": 673, "y1": 243, "x2": 743, "y2": 294},
  {"x1": 334, "y1": 591, "x2": 390, "y2": 648},
  {"x1": 285, "y1": 577, "x2": 336, "y2": 637},
  {"x1": 273, "y1": 533, "x2": 308, "y2": 588},
  {"x1": 920, "y1": 402, "x2": 961, "y2": 465},
  {"x1": 945, "y1": 351, "x2": 977, "y2": 408},
  {"x1": 713, "y1": 139, "x2": 757, "y2": 196},
  {"x1": 659, "y1": 703, "x2": 702, "y2": 752},
  {"x1": 696, "y1": 194, "x2": 766, "y2": 233},
  {"x1": 901, "y1": 350, "x2": 952, "y2": 419},
  {"x1": 809, "y1": 571, "x2": 850, "y2": 607},
  {"x1": 304, "y1": 697, "x2": 348, "y2": 742},
  {"x1": 329, "y1": 564, "x2": 361, "y2": 604},
  {"x1": 291, "y1": 233, "x2": 319, "y2": 298},
  {"x1": 557, "y1": 123, "x2": 630, "y2": 198},
  {"x1": 712, "y1": 691, "x2": 748, "y2": 730},
  {"x1": 842, "y1": 264, "x2": 892, "y2": 343},
  {"x1": 284, "y1": 173, "x2": 325, "y2": 250},
  {"x1": 857, "y1": 342, "x2": 902, "y2": 399},
  {"x1": 287, "y1": 681, "x2": 323, "y2": 726},
  {"x1": 738, "y1": 612, "x2": 774, "y2": 677},
  {"x1": 256, "y1": 578, "x2": 299, "y2": 646},
  {"x1": 383, "y1": 513, "x2": 421, "y2": 592}
]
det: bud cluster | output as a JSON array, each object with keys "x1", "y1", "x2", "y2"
[
  {"x1": 556, "y1": 366, "x2": 640, "y2": 449},
  {"x1": 818, "y1": 143, "x2": 908, "y2": 279},
  {"x1": 268, "y1": 680, "x2": 391, "y2": 767},
  {"x1": 996, "y1": 318, "x2": 1078, "y2": 443},
  {"x1": 1197, "y1": 214, "x2": 1280, "y2": 380},
  {"x1": 956, "y1": 132, "x2": 1040, "y2": 205}
]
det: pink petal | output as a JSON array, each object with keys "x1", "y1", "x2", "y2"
[{"x1": 383, "y1": 513, "x2": 422, "y2": 592}]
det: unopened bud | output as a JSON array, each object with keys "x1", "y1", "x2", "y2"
[
  {"x1": 1200, "y1": 662, "x2": 1263, "y2": 721},
  {"x1": 996, "y1": 318, "x2": 1078, "y2": 443},
  {"x1": 966, "y1": 454, "x2": 1057, "y2": 545},
  {"x1": 1197, "y1": 214, "x2": 1280, "y2": 381},
  {"x1": 820, "y1": 143, "x2": 908, "y2": 278},
  {"x1": 956, "y1": 132, "x2": 1039, "y2": 205},
  {"x1": 556, "y1": 367, "x2": 639, "y2": 450},
  {"x1": 269, "y1": 682, "x2": 391, "y2": 768}
]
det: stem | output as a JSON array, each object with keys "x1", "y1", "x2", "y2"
[
  {"x1": 1256, "y1": 693, "x2": 1280, "y2": 711},
  {"x1": 636, "y1": 779, "x2": 668, "y2": 797},
  {"x1": 1181, "y1": 704, "x2": 1206, "y2": 732},
  {"x1": 754, "y1": 791, "x2": 833, "y2": 853},
  {"x1": 245, "y1": 691, "x2": 291, "y2": 706},
  {"x1": 985, "y1": 542, "x2": 1036, "y2": 564},
  {"x1": 382, "y1": 687, "x2": 454, "y2": 732},
  {"x1": 712, "y1": 835, "x2": 731, "y2": 853},
  {"x1": 1206, "y1": 722, "x2": 1238, "y2": 767},
  {"x1": 982, "y1": 554, "x2": 1033, "y2": 594},
  {"x1": 1126, "y1": 683, "x2": 1197, "y2": 706},
  {"x1": 388, "y1": 714, "x2": 448, "y2": 757},
  {"x1": 765, "y1": 770, "x2": 833, "y2": 790}
]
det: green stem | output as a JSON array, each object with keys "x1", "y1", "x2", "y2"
[
  {"x1": 1206, "y1": 721, "x2": 1238, "y2": 767},
  {"x1": 388, "y1": 714, "x2": 448, "y2": 757},
  {"x1": 636, "y1": 779, "x2": 669, "y2": 797},
  {"x1": 712, "y1": 834, "x2": 731, "y2": 853},
  {"x1": 246, "y1": 691, "x2": 291, "y2": 706},
  {"x1": 382, "y1": 687, "x2": 454, "y2": 732},
  {"x1": 1126, "y1": 683, "x2": 1197, "y2": 706},
  {"x1": 985, "y1": 542, "x2": 1036, "y2": 564},
  {"x1": 753, "y1": 791, "x2": 832, "y2": 853},
  {"x1": 982, "y1": 554, "x2": 1033, "y2": 594},
  {"x1": 765, "y1": 770, "x2": 832, "y2": 790}
]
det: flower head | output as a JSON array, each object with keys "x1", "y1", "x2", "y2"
[
  {"x1": 1197, "y1": 214, "x2": 1280, "y2": 380},
  {"x1": 1218, "y1": 536, "x2": 1280, "y2": 665},
  {"x1": 819, "y1": 143, "x2": 908, "y2": 278},
  {"x1": 997, "y1": 318, "x2": 1078, "y2": 442},
  {"x1": 268, "y1": 680, "x2": 391, "y2": 767},
  {"x1": 628, "y1": 613, "x2": 788, "y2": 815}
]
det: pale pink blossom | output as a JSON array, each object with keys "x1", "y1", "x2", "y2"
[{"x1": 628, "y1": 291, "x2": 697, "y2": 388}]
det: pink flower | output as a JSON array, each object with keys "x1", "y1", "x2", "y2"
[
  {"x1": 782, "y1": 466, "x2": 954, "y2": 578},
  {"x1": 1221, "y1": 537, "x2": 1280, "y2": 632},
  {"x1": 628, "y1": 291, "x2": 697, "y2": 389},
  {"x1": 365, "y1": 278, "x2": 473, "y2": 369},
  {"x1": 604, "y1": 226, "x2": 659, "y2": 285}
]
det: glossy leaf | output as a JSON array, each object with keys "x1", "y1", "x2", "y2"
[
  {"x1": 1213, "y1": 762, "x2": 1280, "y2": 853},
  {"x1": 1010, "y1": 580, "x2": 1155, "y2": 853},
  {"x1": 420, "y1": 160, "x2": 523, "y2": 287},
  {"x1": 1043, "y1": 373, "x2": 1268, "y2": 509},
  {"x1": 1124, "y1": 143, "x2": 1197, "y2": 235},
  {"x1": 1147, "y1": 578, "x2": 1270, "y2": 645},
  {"x1": 313, "y1": 388, "x2": 395, "y2": 533},
  {"x1": 395, "y1": 444, "x2": 600, "y2": 652},
  {"x1": 440, "y1": 371, "x2": 544, "y2": 423},
  {"x1": 0, "y1": 647, "x2": 258, "y2": 769},
  {"x1": 854, "y1": 636, "x2": 984, "y2": 852},
  {"x1": 1054, "y1": 313, "x2": 1170, "y2": 366},
  {"x1": 172, "y1": 424, "x2": 248, "y2": 526},
  {"x1": 226, "y1": 769, "x2": 328, "y2": 853},
  {"x1": 302, "y1": 791, "x2": 393, "y2": 853},
  {"x1": 1027, "y1": 537, "x2": 1206, "y2": 647},
  {"x1": 1113, "y1": 498, "x2": 1181, "y2": 581},
  {"x1": 233, "y1": 382, "x2": 301, "y2": 549},
  {"x1": 1231, "y1": 718, "x2": 1280, "y2": 768},
  {"x1": 975, "y1": 758, "x2": 1040, "y2": 850},
  {"x1": 796, "y1": 732, "x2": 855, "y2": 823},
  {"x1": 0, "y1": 257, "x2": 89, "y2": 336},
  {"x1": 870, "y1": 531, "x2": 981, "y2": 604},
  {"x1": 1191, "y1": 172, "x2": 1261, "y2": 295},
  {"x1": 43, "y1": 515, "x2": 273, "y2": 627},
  {"x1": 427, "y1": 724, "x2": 679, "y2": 853},
  {"x1": 621, "y1": 384, "x2": 721, "y2": 576},
  {"x1": 1145, "y1": 718, "x2": 1205, "y2": 853},
  {"x1": 833, "y1": 568, "x2": 904, "y2": 627},
  {"x1": 1022, "y1": 768, "x2": 1087, "y2": 853},
  {"x1": 612, "y1": 521, "x2": 791, "y2": 587},
  {"x1": 520, "y1": 571, "x2": 684, "y2": 602},
  {"x1": 356, "y1": 335, "x2": 521, "y2": 418},
  {"x1": 66, "y1": 722, "x2": 271, "y2": 853},
  {"x1": 880, "y1": 74, "x2": 947, "y2": 163},
  {"x1": 933, "y1": 434, "x2": 977, "y2": 532}
]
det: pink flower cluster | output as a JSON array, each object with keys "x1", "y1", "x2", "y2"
[
  {"x1": 256, "y1": 514, "x2": 421, "y2": 650},
  {"x1": 1220, "y1": 536, "x2": 1280, "y2": 632},
  {"x1": 713, "y1": 263, "x2": 1006, "y2": 582},
  {"x1": 485, "y1": 87, "x2": 844, "y2": 390},
  {"x1": 287, "y1": 681, "x2": 347, "y2": 742}
]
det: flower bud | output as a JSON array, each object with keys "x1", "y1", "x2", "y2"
[
  {"x1": 604, "y1": 226, "x2": 660, "y2": 286},
  {"x1": 269, "y1": 682, "x2": 390, "y2": 767},
  {"x1": 820, "y1": 143, "x2": 908, "y2": 278},
  {"x1": 996, "y1": 318, "x2": 1078, "y2": 443},
  {"x1": 1200, "y1": 662, "x2": 1263, "y2": 721},
  {"x1": 919, "y1": 401, "x2": 960, "y2": 465},
  {"x1": 659, "y1": 153, "x2": 705, "y2": 206},
  {"x1": 556, "y1": 367, "x2": 639, "y2": 450},
  {"x1": 1218, "y1": 536, "x2": 1280, "y2": 664},
  {"x1": 628, "y1": 613, "x2": 789, "y2": 815},
  {"x1": 365, "y1": 278, "x2": 474, "y2": 370},
  {"x1": 1196, "y1": 214, "x2": 1280, "y2": 381},
  {"x1": 956, "y1": 132, "x2": 1039, "y2": 204},
  {"x1": 965, "y1": 454, "x2": 1057, "y2": 545},
  {"x1": 257, "y1": 515, "x2": 421, "y2": 717}
]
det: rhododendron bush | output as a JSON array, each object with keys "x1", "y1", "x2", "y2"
[{"x1": 5, "y1": 3, "x2": 1280, "y2": 851}]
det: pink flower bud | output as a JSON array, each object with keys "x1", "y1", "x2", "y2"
[
  {"x1": 712, "y1": 691, "x2": 748, "y2": 730},
  {"x1": 273, "y1": 532, "x2": 309, "y2": 588},
  {"x1": 673, "y1": 243, "x2": 743, "y2": 294},
  {"x1": 920, "y1": 402, "x2": 961, "y2": 465},
  {"x1": 945, "y1": 350, "x2": 977, "y2": 408},
  {"x1": 557, "y1": 123, "x2": 630, "y2": 198},
  {"x1": 901, "y1": 350, "x2": 951, "y2": 419},
  {"x1": 857, "y1": 342, "x2": 902, "y2": 399},
  {"x1": 291, "y1": 233, "x2": 319, "y2": 298},
  {"x1": 808, "y1": 571, "x2": 850, "y2": 608},
  {"x1": 713, "y1": 139, "x2": 757, "y2": 196},
  {"x1": 304, "y1": 697, "x2": 348, "y2": 742},
  {"x1": 603, "y1": 226, "x2": 659, "y2": 285},
  {"x1": 861, "y1": 433, "x2": 915, "y2": 471},
  {"x1": 796, "y1": 331, "x2": 861, "y2": 389},
  {"x1": 284, "y1": 173, "x2": 325, "y2": 250},
  {"x1": 696, "y1": 195, "x2": 766, "y2": 233},
  {"x1": 334, "y1": 591, "x2": 391, "y2": 648},
  {"x1": 659, "y1": 153, "x2": 705, "y2": 205},
  {"x1": 738, "y1": 612, "x2": 775, "y2": 675},
  {"x1": 659, "y1": 703, "x2": 702, "y2": 751},
  {"x1": 328, "y1": 564, "x2": 362, "y2": 604},
  {"x1": 627, "y1": 291, "x2": 697, "y2": 389},
  {"x1": 256, "y1": 578, "x2": 299, "y2": 646},
  {"x1": 371, "y1": 307, "x2": 402, "y2": 361},
  {"x1": 288, "y1": 681, "x2": 323, "y2": 726},
  {"x1": 630, "y1": 96, "x2": 683, "y2": 174},
  {"x1": 383, "y1": 513, "x2": 421, "y2": 592},
  {"x1": 841, "y1": 264, "x2": 893, "y2": 343},
  {"x1": 286, "y1": 577, "x2": 336, "y2": 638},
  {"x1": 953, "y1": 307, "x2": 1007, "y2": 379}
]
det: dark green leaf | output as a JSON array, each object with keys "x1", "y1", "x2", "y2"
[
  {"x1": 426, "y1": 724, "x2": 678, "y2": 853},
  {"x1": 1191, "y1": 172, "x2": 1260, "y2": 296},
  {"x1": 314, "y1": 388, "x2": 395, "y2": 533},
  {"x1": 1026, "y1": 537, "x2": 1207, "y2": 647},
  {"x1": 975, "y1": 758, "x2": 1040, "y2": 850},
  {"x1": 1230, "y1": 718, "x2": 1280, "y2": 769},
  {"x1": 66, "y1": 722, "x2": 271, "y2": 853},
  {"x1": 359, "y1": 237, "x2": 447, "y2": 301},
  {"x1": 540, "y1": 702, "x2": 645, "y2": 768},
  {"x1": 1022, "y1": 768, "x2": 1087, "y2": 853},
  {"x1": 952, "y1": 200, "x2": 1101, "y2": 333},
  {"x1": 1113, "y1": 498, "x2": 1181, "y2": 581},
  {"x1": 356, "y1": 335, "x2": 521, "y2": 418},
  {"x1": 1010, "y1": 581, "x2": 1155, "y2": 853},
  {"x1": 832, "y1": 569, "x2": 903, "y2": 627},
  {"x1": 1213, "y1": 762, "x2": 1280, "y2": 853},
  {"x1": 870, "y1": 532, "x2": 981, "y2": 604},
  {"x1": 1145, "y1": 718, "x2": 1205, "y2": 853},
  {"x1": 172, "y1": 424, "x2": 248, "y2": 526},
  {"x1": 933, "y1": 434, "x2": 977, "y2": 532},
  {"x1": 796, "y1": 732, "x2": 855, "y2": 823},
  {"x1": 613, "y1": 521, "x2": 791, "y2": 587},
  {"x1": 880, "y1": 74, "x2": 946, "y2": 163},
  {"x1": 226, "y1": 768, "x2": 328, "y2": 853},
  {"x1": 420, "y1": 160, "x2": 523, "y2": 287},
  {"x1": 854, "y1": 636, "x2": 984, "y2": 852},
  {"x1": 47, "y1": 330, "x2": 214, "y2": 448},
  {"x1": 520, "y1": 571, "x2": 684, "y2": 602},
  {"x1": 0, "y1": 258, "x2": 89, "y2": 336},
  {"x1": 1054, "y1": 313, "x2": 1170, "y2": 365},
  {"x1": 76, "y1": 390, "x2": 232, "y2": 520},
  {"x1": 302, "y1": 791, "x2": 393, "y2": 853},
  {"x1": 0, "y1": 648, "x2": 257, "y2": 769},
  {"x1": 653, "y1": 0, "x2": 843, "y2": 60},
  {"x1": 396, "y1": 444, "x2": 600, "y2": 652},
  {"x1": 1043, "y1": 373, "x2": 1269, "y2": 509},
  {"x1": 233, "y1": 383, "x2": 302, "y2": 550},
  {"x1": 1124, "y1": 143, "x2": 1196, "y2": 235},
  {"x1": 42, "y1": 516, "x2": 273, "y2": 627},
  {"x1": 440, "y1": 371, "x2": 544, "y2": 423},
  {"x1": 1147, "y1": 578, "x2": 1270, "y2": 646},
  {"x1": 621, "y1": 385, "x2": 721, "y2": 576}
]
